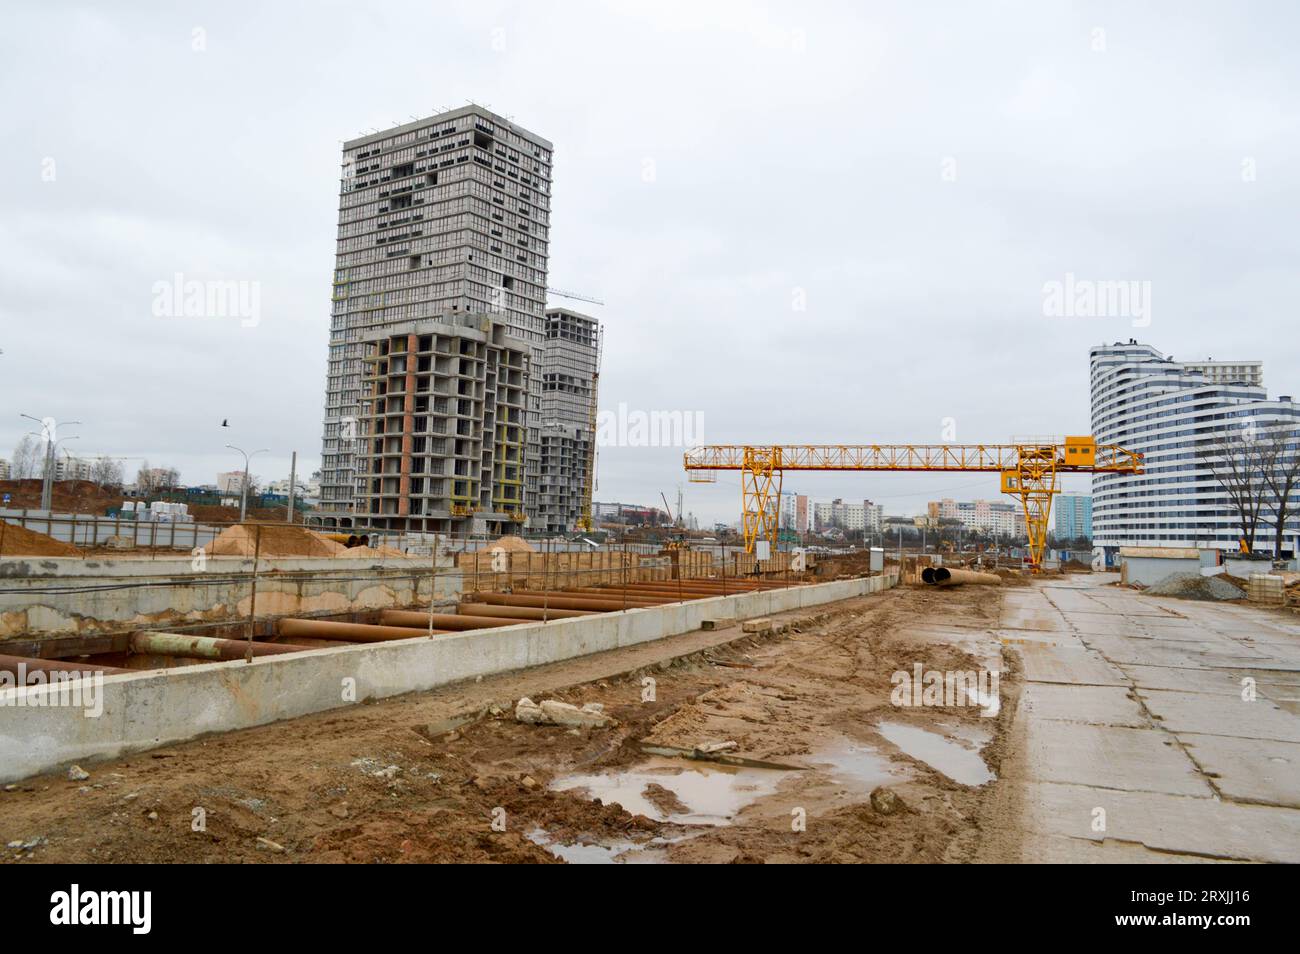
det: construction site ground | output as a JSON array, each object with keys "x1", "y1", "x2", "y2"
[{"x1": 3, "y1": 574, "x2": 1299, "y2": 864}]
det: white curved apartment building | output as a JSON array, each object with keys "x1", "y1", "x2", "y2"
[{"x1": 1090, "y1": 340, "x2": 1300, "y2": 555}]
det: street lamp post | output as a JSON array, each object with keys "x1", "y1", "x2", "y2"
[
  {"x1": 21, "y1": 414, "x2": 80, "y2": 511},
  {"x1": 226, "y1": 445, "x2": 269, "y2": 522}
]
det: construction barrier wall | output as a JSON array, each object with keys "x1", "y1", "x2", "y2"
[
  {"x1": 0, "y1": 555, "x2": 459, "y2": 641},
  {"x1": 0, "y1": 572, "x2": 898, "y2": 783}
]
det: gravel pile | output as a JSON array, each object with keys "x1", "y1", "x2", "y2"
[{"x1": 1145, "y1": 572, "x2": 1245, "y2": 601}]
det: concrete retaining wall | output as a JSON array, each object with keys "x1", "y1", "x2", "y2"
[
  {"x1": 0, "y1": 555, "x2": 459, "y2": 641},
  {"x1": 0, "y1": 572, "x2": 896, "y2": 783}
]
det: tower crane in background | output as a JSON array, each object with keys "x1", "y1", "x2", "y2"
[{"x1": 684, "y1": 437, "x2": 1143, "y2": 571}]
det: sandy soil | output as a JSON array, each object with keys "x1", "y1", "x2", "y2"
[{"x1": 0, "y1": 585, "x2": 1018, "y2": 864}]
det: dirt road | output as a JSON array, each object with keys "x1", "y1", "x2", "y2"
[{"x1": 1, "y1": 584, "x2": 1017, "y2": 864}]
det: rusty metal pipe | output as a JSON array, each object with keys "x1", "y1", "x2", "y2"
[
  {"x1": 129, "y1": 631, "x2": 312, "y2": 661},
  {"x1": 0, "y1": 653, "x2": 131, "y2": 676},
  {"x1": 560, "y1": 587, "x2": 683, "y2": 604},
  {"x1": 277, "y1": 619, "x2": 448, "y2": 642},
  {"x1": 457, "y1": 603, "x2": 594, "y2": 620},
  {"x1": 268, "y1": 635, "x2": 356, "y2": 649},
  {"x1": 595, "y1": 582, "x2": 786, "y2": 597},
  {"x1": 379, "y1": 610, "x2": 517, "y2": 630},
  {"x1": 470, "y1": 591, "x2": 660, "y2": 611},
  {"x1": 933, "y1": 567, "x2": 1001, "y2": 586}
]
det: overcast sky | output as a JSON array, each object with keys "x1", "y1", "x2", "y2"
[{"x1": 2, "y1": 1, "x2": 1297, "y2": 525}]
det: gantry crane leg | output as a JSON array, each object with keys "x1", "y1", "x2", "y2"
[
  {"x1": 740, "y1": 446, "x2": 782, "y2": 554},
  {"x1": 1009, "y1": 447, "x2": 1059, "y2": 573}
]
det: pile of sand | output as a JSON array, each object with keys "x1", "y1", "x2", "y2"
[
  {"x1": 209, "y1": 524, "x2": 347, "y2": 558},
  {"x1": 489, "y1": 535, "x2": 537, "y2": 553},
  {"x1": 1146, "y1": 572, "x2": 1245, "y2": 601},
  {"x1": 336, "y1": 544, "x2": 412, "y2": 560},
  {"x1": 0, "y1": 521, "x2": 82, "y2": 557}
]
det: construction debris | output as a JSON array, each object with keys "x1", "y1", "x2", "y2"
[
  {"x1": 514, "y1": 696, "x2": 616, "y2": 728},
  {"x1": 870, "y1": 786, "x2": 905, "y2": 815}
]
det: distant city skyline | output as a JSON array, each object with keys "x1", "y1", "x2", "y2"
[{"x1": 4, "y1": 3, "x2": 1299, "y2": 525}]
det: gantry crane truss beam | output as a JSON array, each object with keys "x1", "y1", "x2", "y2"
[{"x1": 683, "y1": 440, "x2": 1143, "y2": 571}]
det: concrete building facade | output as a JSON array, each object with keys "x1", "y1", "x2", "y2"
[
  {"x1": 1090, "y1": 340, "x2": 1300, "y2": 555},
  {"x1": 536, "y1": 308, "x2": 599, "y2": 532},
  {"x1": 318, "y1": 105, "x2": 554, "y2": 527},
  {"x1": 354, "y1": 316, "x2": 529, "y2": 535},
  {"x1": 812, "y1": 499, "x2": 883, "y2": 533},
  {"x1": 932, "y1": 497, "x2": 1026, "y2": 537}
]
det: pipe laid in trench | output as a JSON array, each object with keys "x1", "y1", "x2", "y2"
[
  {"x1": 0, "y1": 653, "x2": 131, "y2": 676},
  {"x1": 457, "y1": 603, "x2": 594, "y2": 620},
  {"x1": 588, "y1": 582, "x2": 752, "y2": 596},
  {"x1": 559, "y1": 588, "x2": 684, "y2": 604},
  {"x1": 931, "y1": 567, "x2": 1001, "y2": 586},
  {"x1": 277, "y1": 618, "x2": 449, "y2": 642},
  {"x1": 469, "y1": 591, "x2": 661, "y2": 611},
  {"x1": 130, "y1": 632, "x2": 314, "y2": 660},
  {"x1": 378, "y1": 610, "x2": 518, "y2": 630}
]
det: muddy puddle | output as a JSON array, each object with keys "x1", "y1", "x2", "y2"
[
  {"x1": 550, "y1": 756, "x2": 788, "y2": 826},
  {"x1": 525, "y1": 829, "x2": 670, "y2": 864},
  {"x1": 813, "y1": 736, "x2": 911, "y2": 790},
  {"x1": 876, "y1": 721, "x2": 995, "y2": 786}
]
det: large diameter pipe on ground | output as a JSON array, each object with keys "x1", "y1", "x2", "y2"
[
  {"x1": 470, "y1": 591, "x2": 660, "y2": 611},
  {"x1": 379, "y1": 610, "x2": 517, "y2": 630},
  {"x1": 932, "y1": 567, "x2": 1002, "y2": 586},
  {"x1": 277, "y1": 619, "x2": 449, "y2": 643},
  {"x1": 560, "y1": 588, "x2": 684, "y2": 604},
  {"x1": 129, "y1": 632, "x2": 312, "y2": 661},
  {"x1": 268, "y1": 636, "x2": 356, "y2": 649},
  {"x1": 593, "y1": 582, "x2": 753, "y2": 596},
  {"x1": 457, "y1": 603, "x2": 594, "y2": 620},
  {"x1": 594, "y1": 582, "x2": 790, "y2": 597},
  {"x1": 0, "y1": 654, "x2": 131, "y2": 676}
]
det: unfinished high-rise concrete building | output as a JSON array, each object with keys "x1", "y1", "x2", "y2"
[
  {"x1": 537, "y1": 308, "x2": 600, "y2": 533},
  {"x1": 317, "y1": 105, "x2": 556, "y2": 533}
]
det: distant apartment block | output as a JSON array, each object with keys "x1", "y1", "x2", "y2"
[
  {"x1": 932, "y1": 498, "x2": 1026, "y2": 537},
  {"x1": 53, "y1": 456, "x2": 94, "y2": 482},
  {"x1": 812, "y1": 498, "x2": 883, "y2": 533},
  {"x1": 1054, "y1": 492, "x2": 1092, "y2": 541},
  {"x1": 216, "y1": 471, "x2": 245, "y2": 495},
  {"x1": 318, "y1": 105, "x2": 556, "y2": 532},
  {"x1": 794, "y1": 494, "x2": 811, "y2": 533},
  {"x1": 0, "y1": 458, "x2": 9, "y2": 480}
]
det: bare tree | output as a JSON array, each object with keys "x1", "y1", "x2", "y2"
[
  {"x1": 90, "y1": 457, "x2": 125, "y2": 489},
  {"x1": 135, "y1": 462, "x2": 156, "y2": 497},
  {"x1": 11, "y1": 436, "x2": 42, "y2": 480},
  {"x1": 1199, "y1": 424, "x2": 1269, "y2": 554},
  {"x1": 1258, "y1": 422, "x2": 1300, "y2": 559}
]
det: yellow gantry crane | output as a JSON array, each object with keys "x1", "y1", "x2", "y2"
[{"x1": 683, "y1": 437, "x2": 1143, "y2": 571}]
